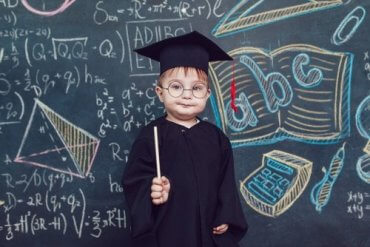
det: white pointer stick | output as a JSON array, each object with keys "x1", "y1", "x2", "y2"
[{"x1": 154, "y1": 126, "x2": 161, "y2": 179}]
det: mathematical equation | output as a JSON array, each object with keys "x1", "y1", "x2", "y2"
[
  {"x1": 346, "y1": 191, "x2": 370, "y2": 220},
  {"x1": 1, "y1": 207, "x2": 126, "y2": 240},
  {"x1": 363, "y1": 51, "x2": 370, "y2": 81},
  {"x1": 93, "y1": 0, "x2": 225, "y2": 24},
  {"x1": 0, "y1": 11, "x2": 196, "y2": 140},
  {"x1": 1, "y1": 170, "x2": 127, "y2": 240}
]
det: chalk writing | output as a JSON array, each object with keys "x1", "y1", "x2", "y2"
[
  {"x1": 346, "y1": 191, "x2": 370, "y2": 220},
  {"x1": 1, "y1": 171, "x2": 126, "y2": 240}
]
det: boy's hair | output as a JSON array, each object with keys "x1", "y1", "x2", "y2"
[{"x1": 158, "y1": 67, "x2": 208, "y2": 86}]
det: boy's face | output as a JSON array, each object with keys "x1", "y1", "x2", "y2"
[{"x1": 155, "y1": 67, "x2": 210, "y2": 121}]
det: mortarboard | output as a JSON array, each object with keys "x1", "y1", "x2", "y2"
[
  {"x1": 134, "y1": 30, "x2": 238, "y2": 112},
  {"x1": 134, "y1": 30, "x2": 233, "y2": 75}
]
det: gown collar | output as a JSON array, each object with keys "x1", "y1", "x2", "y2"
[{"x1": 160, "y1": 115, "x2": 202, "y2": 130}]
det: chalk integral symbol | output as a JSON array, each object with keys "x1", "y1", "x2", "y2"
[{"x1": 14, "y1": 99, "x2": 100, "y2": 178}]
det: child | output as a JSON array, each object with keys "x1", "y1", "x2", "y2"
[{"x1": 122, "y1": 31, "x2": 247, "y2": 247}]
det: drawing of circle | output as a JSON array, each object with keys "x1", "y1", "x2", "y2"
[
  {"x1": 21, "y1": 0, "x2": 76, "y2": 16},
  {"x1": 356, "y1": 154, "x2": 370, "y2": 184},
  {"x1": 355, "y1": 95, "x2": 370, "y2": 139}
]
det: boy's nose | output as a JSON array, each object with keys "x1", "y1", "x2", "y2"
[{"x1": 182, "y1": 89, "x2": 193, "y2": 99}]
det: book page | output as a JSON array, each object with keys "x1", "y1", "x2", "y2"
[{"x1": 273, "y1": 44, "x2": 352, "y2": 142}]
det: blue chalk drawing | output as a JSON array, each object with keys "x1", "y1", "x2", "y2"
[
  {"x1": 355, "y1": 95, "x2": 370, "y2": 139},
  {"x1": 356, "y1": 153, "x2": 370, "y2": 184},
  {"x1": 355, "y1": 95, "x2": 370, "y2": 183},
  {"x1": 240, "y1": 150, "x2": 312, "y2": 217},
  {"x1": 212, "y1": 0, "x2": 343, "y2": 37},
  {"x1": 331, "y1": 6, "x2": 366, "y2": 46},
  {"x1": 292, "y1": 53, "x2": 323, "y2": 88},
  {"x1": 208, "y1": 45, "x2": 353, "y2": 148},
  {"x1": 226, "y1": 92, "x2": 258, "y2": 131},
  {"x1": 210, "y1": 94, "x2": 223, "y2": 130},
  {"x1": 247, "y1": 160, "x2": 295, "y2": 204},
  {"x1": 239, "y1": 54, "x2": 293, "y2": 113},
  {"x1": 310, "y1": 143, "x2": 345, "y2": 213}
]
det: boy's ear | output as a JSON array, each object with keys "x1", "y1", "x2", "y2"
[
  {"x1": 155, "y1": 86, "x2": 164, "y2": 102},
  {"x1": 206, "y1": 88, "x2": 211, "y2": 99}
]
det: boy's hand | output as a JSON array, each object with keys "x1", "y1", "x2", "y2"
[
  {"x1": 151, "y1": 176, "x2": 171, "y2": 205},
  {"x1": 213, "y1": 224, "x2": 229, "y2": 235}
]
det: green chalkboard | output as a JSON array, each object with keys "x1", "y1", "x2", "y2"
[{"x1": 0, "y1": 1, "x2": 369, "y2": 247}]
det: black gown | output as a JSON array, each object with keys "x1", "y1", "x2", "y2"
[{"x1": 122, "y1": 116, "x2": 248, "y2": 247}]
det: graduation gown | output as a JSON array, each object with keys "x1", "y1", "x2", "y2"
[{"x1": 122, "y1": 116, "x2": 248, "y2": 247}]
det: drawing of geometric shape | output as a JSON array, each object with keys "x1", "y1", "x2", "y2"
[
  {"x1": 355, "y1": 95, "x2": 370, "y2": 139},
  {"x1": 310, "y1": 143, "x2": 345, "y2": 212},
  {"x1": 240, "y1": 150, "x2": 312, "y2": 217},
  {"x1": 364, "y1": 141, "x2": 370, "y2": 155},
  {"x1": 212, "y1": 0, "x2": 343, "y2": 37},
  {"x1": 14, "y1": 99, "x2": 100, "y2": 178},
  {"x1": 356, "y1": 153, "x2": 370, "y2": 184},
  {"x1": 21, "y1": 0, "x2": 76, "y2": 17}
]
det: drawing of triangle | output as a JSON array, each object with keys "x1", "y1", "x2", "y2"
[
  {"x1": 37, "y1": 99, "x2": 100, "y2": 177},
  {"x1": 212, "y1": 0, "x2": 343, "y2": 37},
  {"x1": 14, "y1": 99, "x2": 82, "y2": 177},
  {"x1": 15, "y1": 99, "x2": 100, "y2": 178}
]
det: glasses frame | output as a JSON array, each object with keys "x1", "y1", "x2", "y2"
[{"x1": 159, "y1": 81, "x2": 209, "y2": 99}]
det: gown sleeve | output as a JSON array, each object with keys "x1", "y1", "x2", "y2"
[
  {"x1": 212, "y1": 136, "x2": 248, "y2": 246},
  {"x1": 122, "y1": 136, "x2": 159, "y2": 246}
]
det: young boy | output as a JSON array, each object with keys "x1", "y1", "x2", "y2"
[{"x1": 122, "y1": 31, "x2": 247, "y2": 247}]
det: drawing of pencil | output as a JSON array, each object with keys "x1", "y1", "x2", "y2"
[{"x1": 310, "y1": 142, "x2": 346, "y2": 212}]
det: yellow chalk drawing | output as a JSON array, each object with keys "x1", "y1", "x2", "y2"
[
  {"x1": 310, "y1": 143, "x2": 345, "y2": 212},
  {"x1": 14, "y1": 99, "x2": 100, "y2": 178},
  {"x1": 209, "y1": 44, "x2": 352, "y2": 147},
  {"x1": 240, "y1": 150, "x2": 312, "y2": 217},
  {"x1": 357, "y1": 140, "x2": 370, "y2": 184},
  {"x1": 357, "y1": 154, "x2": 370, "y2": 184},
  {"x1": 364, "y1": 141, "x2": 370, "y2": 155},
  {"x1": 212, "y1": 0, "x2": 343, "y2": 37},
  {"x1": 40, "y1": 102, "x2": 97, "y2": 176},
  {"x1": 0, "y1": 200, "x2": 4, "y2": 206}
]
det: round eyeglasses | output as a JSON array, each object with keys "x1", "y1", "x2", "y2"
[{"x1": 159, "y1": 81, "x2": 209, "y2": 99}]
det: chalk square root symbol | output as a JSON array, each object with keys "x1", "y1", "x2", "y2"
[{"x1": 14, "y1": 99, "x2": 100, "y2": 179}]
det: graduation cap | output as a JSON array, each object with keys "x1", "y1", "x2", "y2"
[
  {"x1": 134, "y1": 30, "x2": 238, "y2": 112},
  {"x1": 134, "y1": 30, "x2": 233, "y2": 75}
]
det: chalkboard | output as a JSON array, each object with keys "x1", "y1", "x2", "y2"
[{"x1": 0, "y1": 1, "x2": 369, "y2": 247}]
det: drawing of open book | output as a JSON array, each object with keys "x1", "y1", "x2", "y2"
[
  {"x1": 209, "y1": 44, "x2": 353, "y2": 147},
  {"x1": 212, "y1": 0, "x2": 343, "y2": 37}
]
